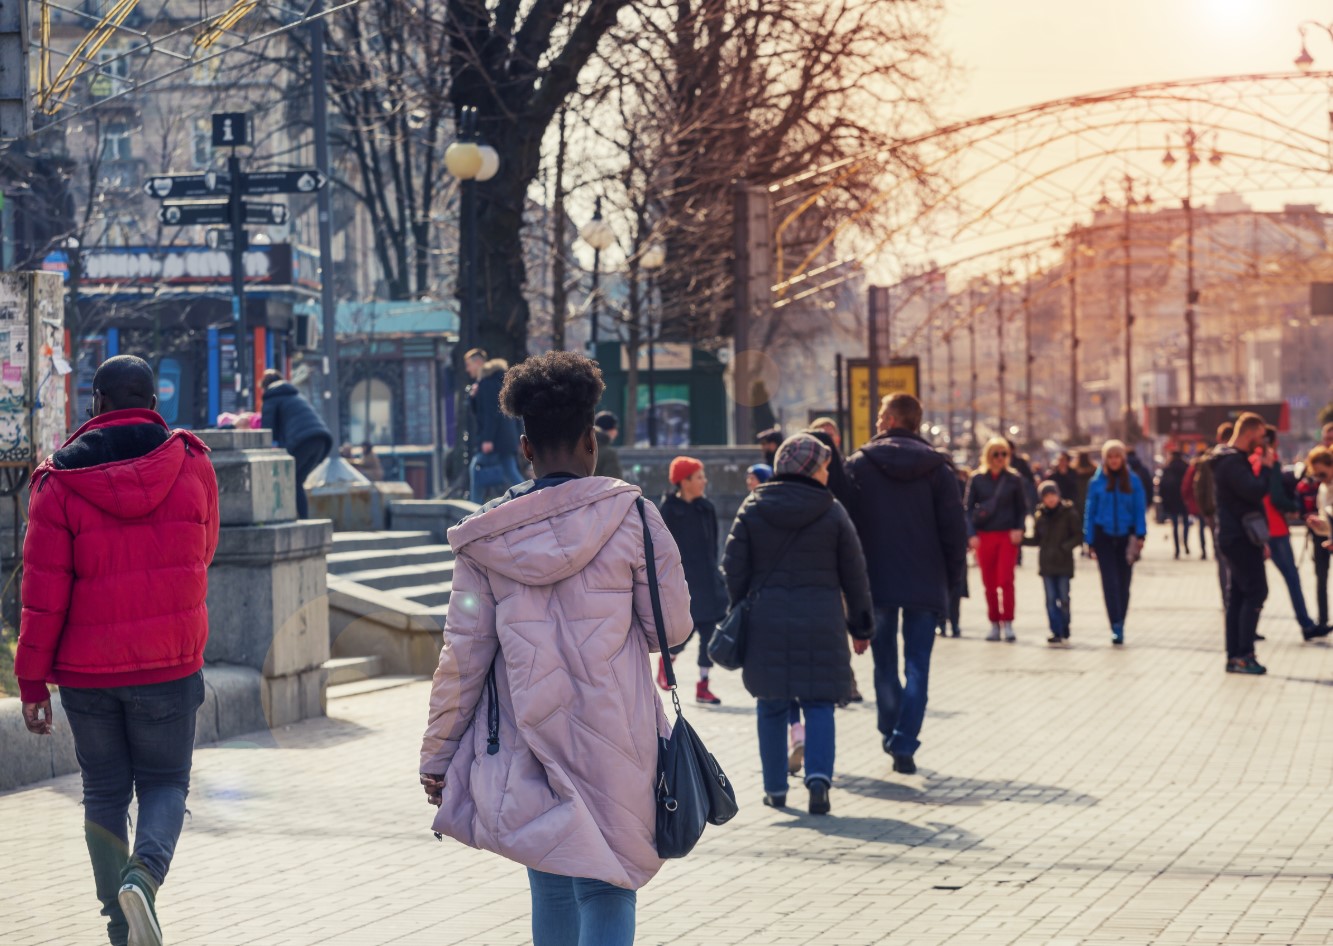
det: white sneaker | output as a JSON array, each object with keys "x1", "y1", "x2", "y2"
[
  {"x1": 1003, "y1": 622, "x2": 1016, "y2": 642},
  {"x1": 986, "y1": 623, "x2": 1002, "y2": 641}
]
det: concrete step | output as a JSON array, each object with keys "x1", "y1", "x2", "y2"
[
  {"x1": 326, "y1": 544, "x2": 454, "y2": 576},
  {"x1": 389, "y1": 582, "x2": 454, "y2": 608},
  {"x1": 331, "y1": 531, "x2": 435, "y2": 554},
  {"x1": 323, "y1": 655, "x2": 384, "y2": 687},
  {"x1": 327, "y1": 675, "x2": 429, "y2": 700},
  {"x1": 336, "y1": 562, "x2": 455, "y2": 594}
]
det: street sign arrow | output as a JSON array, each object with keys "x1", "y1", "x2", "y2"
[
  {"x1": 143, "y1": 173, "x2": 230, "y2": 200},
  {"x1": 239, "y1": 169, "x2": 327, "y2": 195},
  {"x1": 243, "y1": 201, "x2": 289, "y2": 225},
  {"x1": 158, "y1": 201, "x2": 230, "y2": 226}
]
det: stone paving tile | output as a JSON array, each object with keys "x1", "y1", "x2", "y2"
[{"x1": 3, "y1": 524, "x2": 1333, "y2": 945}]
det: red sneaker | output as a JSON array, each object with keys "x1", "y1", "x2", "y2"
[
  {"x1": 696, "y1": 680, "x2": 722, "y2": 705},
  {"x1": 656, "y1": 656, "x2": 671, "y2": 691}
]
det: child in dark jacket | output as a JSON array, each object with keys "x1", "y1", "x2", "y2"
[{"x1": 1024, "y1": 480, "x2": 1084, "y2": 644}]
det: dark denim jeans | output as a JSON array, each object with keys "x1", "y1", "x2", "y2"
[
  {"x1": 1222, "y1": 537, "x2": 1267, "y2": 658},
  {"x1": 1268, "y1": 534, "x2": 1314, "y2": 630},
  {"x1": 1042, "y1": 575, "x2": 1071, "y2": 638},
  {"x1": 870, "y1": 607, "x2": 937, "y2": 756},
  {"x1": 1316, "y1": 537, "x2": 1330, "y2": 627},
  {"x1": 60, "y1": 671, "x2": 204, "y2": 946},
  {"x1": 528, "y1": 869, "x2": 636, "y2": 946},
  {"x1": 470, "y1": 452, "x2": 525, "y2": 504},
  {"x1": 1092, "y1": 529, "x2": 1133, "y2": 629},
  {"x1": 290, "y1": 436, "x2": 331, "y2": 520},
  {"x1": 757, "y1": 698, "x2": 834, "y2": 794}
]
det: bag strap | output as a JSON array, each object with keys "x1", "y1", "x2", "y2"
[
  {"x1": 743, "y1": 522, "x2": 800, "y2": 601},
  {"x1": 636, "y1": 498, "x2": 682, "y2": 715}
]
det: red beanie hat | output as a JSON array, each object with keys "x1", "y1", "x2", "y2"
[{"x1": 669, "y1": 456, "x2": 704, "y2": 486}]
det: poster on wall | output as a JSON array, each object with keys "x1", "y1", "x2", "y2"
[
  {"x1": 0, "y1": 272, "x2": 67, "y2": 466},
  {"x1": 845, "y1": 358, "x2": 920, "y2": 450}
]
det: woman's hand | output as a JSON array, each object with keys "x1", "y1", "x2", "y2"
[
  {"x1": 852, "y1": 638, "x2": 870, "y2": 656},
  {"x1": 420, "y1": 773, "x2": 446, "y2": 807},
  {"x1": 1008, "y1": 529, "x2": 1023, "y2": 545},
  {"x1": 1087, "y1": 545, "x2": 1097, "y2": 561},
  {"x1": 968, "y1": 536, "x2": 981, "y2": 552}
]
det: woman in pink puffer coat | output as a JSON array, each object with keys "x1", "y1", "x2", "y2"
[{"x1": 420, "y1": 352, "x2": 693, "y2": 946}]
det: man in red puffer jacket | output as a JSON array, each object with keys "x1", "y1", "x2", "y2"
[{"x1": 16, "y1": 355, "x2": 219, "y2": 946}]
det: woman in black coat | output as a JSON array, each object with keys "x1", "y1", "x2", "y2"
[
  {"x1": 723, "y1": 434, "x2": 873, "y2": 816},
  {"x1": 1159, "y1": 450, "x2": 1191, "y2": 558},
  {"x1": 260, "y1": 370, "x2": 333, "y2": 519}
]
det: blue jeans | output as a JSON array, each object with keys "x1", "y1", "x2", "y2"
[
  {"x1": 1042, "y1": 575, "x2": 1071, "y2": 638},
  {"x1": 757, "y1": 698, "x2": 834, "y2": 794},
  {"x1": 528, "y1": 869, "x2": 636, "y2": 946},
  {"x1": 1268, "y1": 534, "x2": 1314, "y2": 630},
  {"x1": 469, "y1": 452, "x2": 525, "y2": 504},
  {"x1": 60, "y1": 671, "x2": 205, "y2": 946},
  {"x1": 870, "y1": 607, "x2": 937, "y2": 756}
]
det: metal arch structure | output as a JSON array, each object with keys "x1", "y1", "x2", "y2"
[
  {"x1": 8, "y1": 0, "x2": 362, "y2": 135},
  {"x1": 771, "y1": 71, "x2": 1333, "y2": 307}
]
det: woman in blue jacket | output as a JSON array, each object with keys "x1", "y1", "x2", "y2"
[{"x1": 1084, "y1": 439, "x2": 1147, "y2": 645}]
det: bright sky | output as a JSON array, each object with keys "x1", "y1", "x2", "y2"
[{"x1": 939, "y1": 0, "x2": 1330, "y2": 120}]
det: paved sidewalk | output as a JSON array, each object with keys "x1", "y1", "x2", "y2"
[{"x1": 4, "y1": 524, "x2": 1333, "y2": 945}]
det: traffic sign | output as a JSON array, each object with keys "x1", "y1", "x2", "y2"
[
  {"x1": 206, "y1": 228, "x2": 248, "y2": 251},
  {"x1": 159, "y1": 200, "x2": 288, "y2": 227},
  {"x1": 212, "y1": 112, "x2": 251, "y2": 147},
  {"x1": 143, "y1": 172, "x2": 229, "y2": 200},
  {"x1": 158, "y1": 201, "x2": 229, "y2": 226},
  {"x1": 244, "y1": 202, "x2": 288, "y2": 225},
  {"x1": 240, "y1": 170, "x2": 327, "y2": 195}
]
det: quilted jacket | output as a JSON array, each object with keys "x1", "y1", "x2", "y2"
[
  {"x1": 420, "y1": 476, "x2": 694, "y2": 890},
  {"x1": 15, "y1": 409, "x2": 220, "y2": 703}
]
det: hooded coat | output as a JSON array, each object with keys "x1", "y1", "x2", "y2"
[
  {"x1": 419, "y1": 477, "x2": 694, "y2": 890},
  {"x1": 1159, "y1": 456, "x2": 1190, "y2": 517},
  {"x1": 659, "y1": 493, "x2": 728, "y2": 625},
  {"x1": 1209, "y1": 446, "x2": 1268, "y2": 546},
  {"x1": 260, "y1": 381, "x2": 332, "y2": 450},
  {"x1": 844, "y1": 430, "x2": 969, "y2": 615},
  {"x1": 722, "y1": 476, "x2": 873, "y2": 702},
  {"x1": 15, "y1": 409, "x2": 220, "y2": 703}
]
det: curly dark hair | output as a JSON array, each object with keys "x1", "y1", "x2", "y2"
[{"x1": 499, "y1": 351, "x2": 605, "y2": 452}]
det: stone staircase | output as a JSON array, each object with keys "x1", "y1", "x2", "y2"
[{"x1": 324, "y1": 531, "x2": 455, "y2": 697}]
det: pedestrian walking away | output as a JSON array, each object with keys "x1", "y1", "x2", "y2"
[
  {"x1": 965, "y1": 438, "x2": 1028, "y2": 642},
  {"x1": 1210, "y1": 413, "x2": 1274, "y2": 675},
  {"x1": 16, "y1": 355, "x2": 221, "y2": 946},
  {"x1": 845, "y1": 393, "x2": 967, "y2": 774},
  {"x1": 1159, "y1": 450, "x2": 1191, "y2": 558},
  {"x1": 593, "y1": 410, "x2": 624, "y2": 480},
  {"x1": 1255, "y1": 430, "x2": 1324, "y2": 641},
  {"x1": 1024, "y1": 480, "x2": 1083, "y2": 644},
  {"x1": 1084, "y1": 440, "x2": 1147, "y2": 646},
  {"x1": 1197, "y1": 423, "x2": 1234, "y2": 605},
  {"x1": 466, "y1": 350, "x2": 526, "y2": 504},
  {"x1": 1182, "y1": 449, "x2": 1209, "y2": 562},
  {"x1": 659, "y1": 456, "x2": 729, "y2": 704},
  {"x1": 805, "y1": 421, "x2": 862, "y2": 702},
  {"x1": 723, "y1": 433, "x2": 874, "y2": 815},
  {"x1": 420, "y1": 352, "x2": 694, "y2": 946},
  {"x1": 260, "y1": 369, "x2": 333, "y2": 519}
]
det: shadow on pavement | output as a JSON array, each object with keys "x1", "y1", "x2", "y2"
[
  {"x1": 775, "y1": 814, "x2": 984, "y2": 848},
  {"x1": 835, "y1": 773, "x2": 1099, "y2": 808}
]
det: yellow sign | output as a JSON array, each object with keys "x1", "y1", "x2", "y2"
[{"x1": 846, "y1": 359, "x2": 920, "y2": 451}]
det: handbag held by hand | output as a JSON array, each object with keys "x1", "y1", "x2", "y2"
[{"x1": 637, "y1": 498, "x2": 739, "y2": 858}]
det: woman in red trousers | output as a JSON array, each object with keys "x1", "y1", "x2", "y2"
[{"x1": 964, "y1": 438, "x2": 1030, "y2": 641}]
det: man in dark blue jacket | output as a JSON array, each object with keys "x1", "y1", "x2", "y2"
[
  {"x1": 1211, "y1": 413, "x2": 1274, "y2": 674},
  {"x1": 467, "y1": 351, "x2": 523, "y2": 503},
  {"x1": 260, "y1": 370, "x2": 332, "y2": 519},
  {"x1": 845, "y1": 393, "x2": 968, "y2": 773}
]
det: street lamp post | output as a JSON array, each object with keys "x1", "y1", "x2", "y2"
[
  {"x1": 968, "y1": 289, "x2": 978, "y2": 462},
  {"x1": 641, "y1": 243, "x2": 666, "y2": 445},
  {"x1": 996, "y1": 274, "x2": 1006, "y2": 436},
  {"x1": 580, "y1": 199, "x2": 614, "y2": 356},
  {"x1": 1098, "y1": 174, "x2": 1144, "y2": 429},
  {"x1": 446, "y1": 105, "x2": 499, "y2": 466},
  {"x1": 1163, "y1": 128, "x2": 1220, "y2": 406}
]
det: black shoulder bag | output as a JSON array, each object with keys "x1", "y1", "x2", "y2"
[
  {"x1": 706, "y1": 522, "x2": 799, "y2": 671},
  {"x1": 636, "y1": 498, "x2": 739, "y2": 858}
]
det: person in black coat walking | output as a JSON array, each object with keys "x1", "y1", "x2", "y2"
[
  {"x1": 1212, "y1": 414, "x2": 1276, "y2": 674},
  {"x1": 723, "y1": 434, "x2": 873, "y2": 815},
  {"x1": 467, "y1": 350, "x2": 524, "y2": 503},
  {"x1": 844, "y1": 394, "x2": 967, "y2": 773},
  {"x1": 1159, "y1": 450, "x2": 1191, "y2": 558},
  {"x1": 260, "y1": 370, "x2": 332, "y2": 519},
  {"x1": 659, "y1": 457, "x2": 729, "y2": 704}
]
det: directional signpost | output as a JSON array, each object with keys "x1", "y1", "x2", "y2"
[{"x1": 144, "y1": 112, "x2": 327, "y2": 408}]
